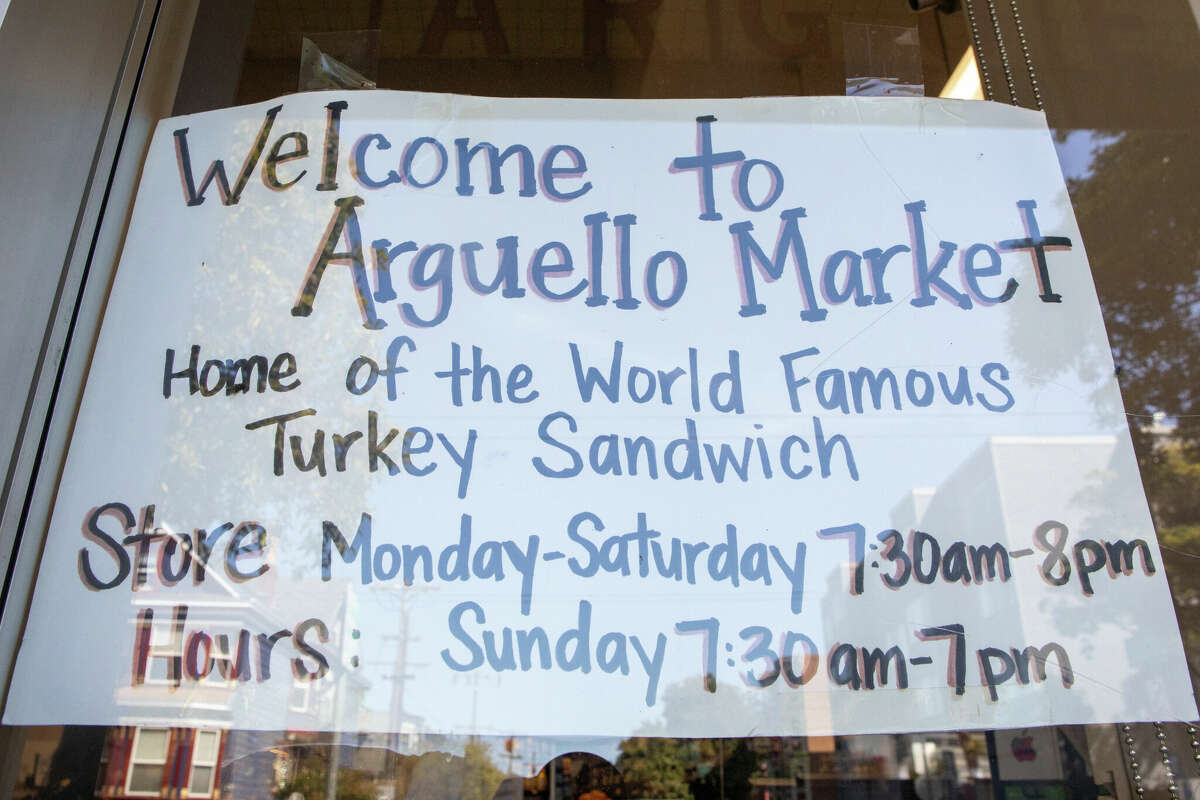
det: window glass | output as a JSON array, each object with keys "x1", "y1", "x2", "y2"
[
  {"x1": 191, "y1": 728, "x2": 220, "y2": 796},
  {"x1": 6, "y1": 2, "x2": 1200, "y2": 800},
  {"x1": 187, "y1": 765, "x2": 214, "y2": 796},
  {"x1": 125, "y1": 728, "x2": 169, "y2": 795},
  {"x1": 131, "y1": 728, "x2": 167, "y2": 762},
  {"x1": 125, "y1": 764, "x2": 165, "y2": 796},
  {"x1": 193, "y1": 729, "x2": 218, "y2": 763}
]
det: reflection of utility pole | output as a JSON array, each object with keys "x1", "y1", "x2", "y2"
[
  {"x1": 384, "y1": 590, "x2": 418, "y2": 754},
  {"x1": 548, "y1": 758, "x2": 556, "y2": 800},
  {"x1": 379, "y1": 586, "x2": 432, "y2": 754},
  {"x1": 719, "y1": 739, "x2": 726, "y2": 800},
  {"x1": 326, "y1": 588, "x2": 353, "y2": 800},
  {"x1": 505, "y1": 738, "x2": 520, "y2": 775},
  {"x1": 326, "y1": 735, "x2": 341, "y2": 800},
  {"x1": 469, "y1": 671, "x2": 480, "y2": 743}
]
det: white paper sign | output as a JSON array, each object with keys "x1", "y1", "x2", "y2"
[{"x1": 5, "y1": 91, "x2": 1194, "y2": 736}]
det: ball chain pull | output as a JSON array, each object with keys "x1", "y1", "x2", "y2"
[
  {"x1": 963, "y1": 0, "x2": 995, "y2": 101},
  {"x1": 1124, "y1": 724, "x2": 1146, "y2": 796},
  {"x1": 1007, "y1": 0, "x2": 1044, "y2": 110},
  {"x1": 983, "y1": 0, "x2": 1018, "y2": 105},
  {"x1": 1155, "y1": 722, "x2": 1181, "y2": 800},
  {"x1": 1189, "y1": 724, "x2": 1200, "y2": 764}
]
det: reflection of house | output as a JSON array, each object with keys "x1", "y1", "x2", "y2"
[
  {"x1": 91, "y1": 727, "x2": 320, "y2": 800},
  {"x1": 90, "y1": 559, "x2": 370, "y2": 799},
  {"x1": 95, "y1": 727, "x2": 224, "y2": 799},
  {"x1": 121, "y1": 561, "x2": 367, "y2": 724},
  {"x1": 89, "y1": 577, "x2": 290, "y2": 799}
]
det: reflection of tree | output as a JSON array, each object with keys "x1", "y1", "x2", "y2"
[
  {"x1": 1060, "y1": 130, "x2": 1200, "y2": 455},
  {"x1": 272, "y1": 742, "x2": 505, "y2": 800},
  {"x1": 145, "y1": 117, "x2": 384, "y2": 731},
  {"x1": 163, "y1": 115, "x2": 373, "y2": 578},
  {"x1": 689, "y1": 739, "x2": 756, "y2": 800},
  {"x1": 615, "y1": 738, "x2": 692, "y2": 800},
  {"x1": 1141, "y1": 444, "x2": 1200, "y2": 686},
  {"x1": 273, "y1": 750, "x2": 376, "y2": 800},
  {"x1": 610, "y1": 677, "x2": 777, "y2": 800},
  {"x1": 612, "y1": 737, "x2": 768, "y2": 800},
  {"x1": 1047, "y1": 128, "x2": 1200, "y2": 687},
  {"x1": 396, "y1": 742, "x2": 505, "y2": 800}
]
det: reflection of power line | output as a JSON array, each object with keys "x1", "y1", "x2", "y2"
[{"x1": 377, "y1": 586, "x2": 433, "y2": 753}]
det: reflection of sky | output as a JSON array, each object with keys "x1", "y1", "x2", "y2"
[{"x1": 1051, "y1": 130, "x2": 1123, "y2": 182}]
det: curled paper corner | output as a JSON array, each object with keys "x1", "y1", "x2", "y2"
[{"x1": 299, "y1": 37, "x2": 376, "y2": 92}]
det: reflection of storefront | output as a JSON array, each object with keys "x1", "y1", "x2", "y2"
[{"x1": 0, "y1": 1, "x2": 1199, "y2": 800}]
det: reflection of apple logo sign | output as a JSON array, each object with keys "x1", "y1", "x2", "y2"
[{"x1": 1011, "y1": 736, "x2": 1037, "y2": 762}]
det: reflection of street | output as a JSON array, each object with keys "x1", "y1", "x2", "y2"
[{"x1": 6, "y1": 723, "x2": 1126, "y2": 800}]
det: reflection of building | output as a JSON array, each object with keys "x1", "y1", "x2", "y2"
[
  {"x1": 122, "y1": 570, "x2": 367, "y2": 727},
  {"x1": 83, "y1": 572, "x2": 371, "y2": 800},
  {"x1": 888, "y1": 434, "x2": 1127, "y2": 652},
  {"x1": 891, "y1": 435, "x2": 1121, "y2": 533},
  {"x1": 95, "y1": 727, "x2": 225, "y2": 799},
  {"x1": 888, "y1": 435, "x2": 1135, "y2": 797}
]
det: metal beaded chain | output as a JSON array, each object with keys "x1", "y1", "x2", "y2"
[
  {"x1": 1007, "y1": 0, "x2": 1044, "y2": 110},
  {"x1": 1155, "y1": 722, "x2": 1181, "y2": 800},
  {"x1": 982, "y1": 0, "x2": 1018, "y2": 104},
  {"x1": 962, "y1": 0, "x2": 995, "y2": 100},
  {"x1": 1123, "y1": 725, "x2": 1146, "y2": 796}
]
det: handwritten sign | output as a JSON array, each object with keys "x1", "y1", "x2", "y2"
[{"x1": 4, "y1": 92, "x2": 1193, "y2": 736}]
